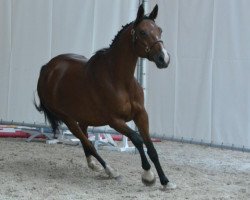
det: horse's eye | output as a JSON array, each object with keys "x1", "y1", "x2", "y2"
[{"x1": 140, "y1": 30, "x2": 147, "y2": 36}]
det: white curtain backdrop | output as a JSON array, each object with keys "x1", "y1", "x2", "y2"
[
  {"x1": 0, "y1": 0, "x2": 138, "y2": 124},
  {"x1": 147, "y1": 0, "x2": 250, "y2": 149},
  {"x1": 0, "y1": 0, "x2": 249, "y2": 149}
]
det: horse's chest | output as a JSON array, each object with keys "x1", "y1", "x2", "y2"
[{"x1": 114, "y1": 94, "x2": 134, "y2": 119}]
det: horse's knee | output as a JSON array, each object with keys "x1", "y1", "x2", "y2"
[{"x1": 130, "y1": 134, "x2": 143, "y2": 147}]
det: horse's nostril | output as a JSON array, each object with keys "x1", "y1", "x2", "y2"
[{"x1": 158, "y1": 55, "x2": 164, "y2": 63}]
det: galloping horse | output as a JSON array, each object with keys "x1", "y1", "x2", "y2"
[{"x1": 35, "y1": 4, "x2": 175, "y2": 189}]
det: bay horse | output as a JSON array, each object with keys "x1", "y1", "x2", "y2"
[{"x1": 35, "y1": 4, "x2": 175, "y2": 190}]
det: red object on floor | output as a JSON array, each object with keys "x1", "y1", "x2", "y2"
[
  {"x1": 95, "y1": 134, "x2": 161, "y2": 142},
  {"x1": 0, "y1": 130, "x2": 46, "y2": 139},
  {"x1": 111, "y1": 135, "x2": 123, "y2": 141},
  {"x1": 0, "y1": 131, "x2": 28, "y2": 138},
  {"x1": 151, "y1": 138, "x2": 161, "y2": 142}
]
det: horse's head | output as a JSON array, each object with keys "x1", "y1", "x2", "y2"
[{"x1": 132, "y1": 4, "x2": 170, "y2": 69}]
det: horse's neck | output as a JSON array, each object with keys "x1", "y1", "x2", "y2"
[{"x1": 107, "y1": 28, "x2": 138, "y2": 86}]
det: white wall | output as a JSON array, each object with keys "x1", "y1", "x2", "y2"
[
  {"x1": 146, "y1": 0, "x2": 250, "y2": 149},
  {"x1": 0, "y1": 0, "x2": 249, "y2": 149},
  {"x1": 0, "y1": 0, "x2": 138, "y2": 124}
]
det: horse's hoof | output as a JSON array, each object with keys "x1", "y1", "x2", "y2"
[
  {"x1": 87, "y1": 157, "x2": 103, "y2": 172},
  {"x1": 160, "y1": 182, "x2": 177, "y2": 191},
  {"x1": 114, "y1": 175, "x2": 123, "y2": 182},
  {"x1": 105, "y1": 165, "x2": 120, "y2": 178},
  {"x1": 142, "y1": 176, "x2": 156, "y2": 186},
  {"x1": 88, "y1": 162, "x2": 103, "y2": 172},
  {"x1": 141, "y1": 169, "x2": 156, "y2": 186}
]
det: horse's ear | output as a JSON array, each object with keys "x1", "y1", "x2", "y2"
[
  {"x1": 149, "y1": 4, "x2": 158, "y2": 20},
  {"x1": 134, "y1": 4, "x2": 144, "y2": 25}
]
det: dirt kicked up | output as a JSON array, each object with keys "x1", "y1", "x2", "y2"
[{"x1": 0, "y1": 138, "x2": 249, "y2": 200}]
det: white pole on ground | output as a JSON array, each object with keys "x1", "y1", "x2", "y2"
[{"x1": 120, "y1": 135, "x2": 136, "y2": 152}]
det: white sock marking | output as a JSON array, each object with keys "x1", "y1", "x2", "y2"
[
  {"x1": 142, "y1": 169, "x2": 155, "y2": 182},
  {"x1": 86, "y1": 156, "x2": 102, "y2": 171},
  {"x1": 105, "y1": 165, "x2": 119, "y2": 178}
]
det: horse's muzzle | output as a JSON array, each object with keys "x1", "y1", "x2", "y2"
[{"x1": 154, "y1": 52, "x2": 170, "y2": 69}]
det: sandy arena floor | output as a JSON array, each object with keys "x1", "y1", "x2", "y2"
[{"x1": 0, "y1": 138, "x2": 249, "y2": 200}]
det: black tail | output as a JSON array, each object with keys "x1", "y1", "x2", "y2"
[
  {"x1": 34, "y1": 66, "x2": 62, "y2": 135},
  {"x1": 34, "y1": 98, "x2": 62, "y2": 135}
]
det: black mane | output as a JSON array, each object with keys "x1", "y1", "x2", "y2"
[
  {"x1": 109, "y1": 22, "x2": 133, "y2": 48},
  {"x1": 94, "y1": 16, "x2": 153, "y2": 56},
  {"x1": 94, "y1": 22, "x2": 132, "y2": 56}
]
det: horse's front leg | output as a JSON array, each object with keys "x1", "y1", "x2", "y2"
[
  {"x1": 109, "y1": 119, "x2": 156, "y2": 186},
  {"x1": 134, "y1": 109, "x2": 176, "y2": 190}
]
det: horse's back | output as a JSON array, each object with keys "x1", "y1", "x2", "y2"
[
  {"x1": 39, "y1": 53, "x2": 87, "y2": 76},
  {"x1": 38, "y1": 53, "x2": 88, "y2": 87},
  {"x1": 58, "y1": 53, "x2": 88, "y2": 62},
  {"x1": 48, "y1": 53, "x2": 88, "y2": 68}
]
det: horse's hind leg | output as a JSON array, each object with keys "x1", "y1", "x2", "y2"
[
  {"x1": 62, "y1": 118, "x2": 119, "y2": 178},
  {"x1": 79, "y1": 123, "x2": 102, "y2": 172}
]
